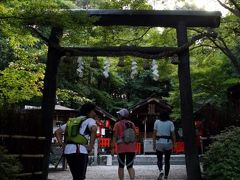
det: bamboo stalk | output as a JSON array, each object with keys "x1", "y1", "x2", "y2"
[{"x1": 0, "y1": 134, "x2": 46, "y2": 140}]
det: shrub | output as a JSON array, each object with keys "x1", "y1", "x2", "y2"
[
  {"x1": 203, "y1": 126, "x2": 240, "y2": 180},
  {"x1": 0, "y1": 146, "x2": 21, "y2": 180}
]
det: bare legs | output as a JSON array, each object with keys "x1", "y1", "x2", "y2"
[
  {"x1": 127, "y1": 167, "x2": 135, "y2": 180},
  {"x1": 118, "y1": 167, "x2": 135, "y2": 180},
  {"x1": 118, "y1": 167, "x2": 124, "y2": 180},
  {"x1": 118, "y1": 152, "x2": 135, "y2": 180}
]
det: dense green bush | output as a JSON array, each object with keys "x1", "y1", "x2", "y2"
[
  {"x1": 203, "y1": 127, "x2": 240, "y2": 180},
  {"x1": 0, "y1": 146, "x2": 21, "y2": 180}
]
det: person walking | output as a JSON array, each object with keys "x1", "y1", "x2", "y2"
[
  {"x1": 55, "y1": 103, "x2": 97, "y2": 180},
  {"x1": 153, "y1": 112, "x2": 176, "y2": 180},
  {"x1": 111, "y1": 108, "x2": 136, "y2": 180}
]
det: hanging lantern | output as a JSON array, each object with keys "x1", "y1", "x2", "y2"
[
  {"x1": 117, "y1": 56, "x2": 125, "y2": 67},
  {"x1": 143, "y1": 59, "x2": 150, "y2": 70},
  {"x1": 151, "y1": 59, "x2": 159, "y2": 81},
  {"x1": 90, "y1": 56, "x2": 100, "y2": 68},
  {"x1": 76, "y1": 57, "x2": 84, "y2": 77},
  {"x1": 103, "y1": 58, "x2": 110, "y2": 78},
  {"x1": 170, "y1": 54, "x2": 179, "y2": 64},
  {"x1": 131, "y1": 60, "x2": 138, "y2": 79}
]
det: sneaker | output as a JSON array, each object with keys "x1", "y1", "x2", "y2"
[
  {"x1": 158, "y1": 170, "x2": 164, "y2": 180},
  {"x1": 164, "y1": 176, "x2": 168, "y2": 180}
]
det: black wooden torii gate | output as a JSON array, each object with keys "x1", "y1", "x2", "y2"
[{"x1": 41, "y1": 10, "x2": 221, "y2": 180}]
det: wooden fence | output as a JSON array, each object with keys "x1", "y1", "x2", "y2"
[{"x1": 0, "y1": 109, "x2": 45, "y2": 180}]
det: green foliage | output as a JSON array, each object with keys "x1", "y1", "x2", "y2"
[
  {"x1": 191, "y1": 51, "x2": 238, "y2": 108},
  {"x1": 0, "y1": 146, "x2": 21, "y2": 180},
  {"x1": 0, "y1": 0, "x2": 169, "y2": 112},
  {"x1": 56, "y1": 89, "x2": 91, "y2": 109},
  {"x1": 0, "y1": 61, "x2": 45, "y2": 107},
  {"x1": 0, "y1": 34, "x2": 16, "y2": 70},
  {"x1": 98, "y1": 0, "x2": 152, "y2": 9},
  {"x1": 62, "y1": 0, "x2": 153, "y2": 47},
  {"x1": 203, "y1": 127, "x2": 240, "y2": 180},
  {"x1": 0, "y1": 0, "x2": 95, "y2": 57},
  {"x1": 166, "y1": 49, "x2": 239, "y2": 119},
  {"x1": 56, "y1": 54, "x2": 173, "y2": 112}
]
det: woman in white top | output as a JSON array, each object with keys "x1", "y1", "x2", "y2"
[
  {"x1": 55, "y1": 103, "x2": 97, "y2": 180},
  {"x1": 153, "y1": 112, "x2": 176, "y2": 180}
]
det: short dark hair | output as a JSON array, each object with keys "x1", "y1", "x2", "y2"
[
  {"x1": 79, "y1": 103, "x2": 96, "y2": 116},
  {"x1": 160, "y1": 111, "x2": 170, "y2": 121}
]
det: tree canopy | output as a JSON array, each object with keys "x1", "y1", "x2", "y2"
[{"x1": 0, "y1": 0, "x2": 239, "y2": 119}]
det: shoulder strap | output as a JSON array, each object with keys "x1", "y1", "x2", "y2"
[
  {"x1": 124, "y1": 120, "x2": 133, "y2": 128},
  {"x1": 79, "y1": 117, "x2": 90, "y2": 135},
  {"x1": 121, "y1": 120, "x2": 126, "y2": 132},
  {"x1": 79, "y1": 116, "x2": 87, "y2": 127},
  {"x1": 118, "y1": 121, "x2": 126, "y2": 139}
]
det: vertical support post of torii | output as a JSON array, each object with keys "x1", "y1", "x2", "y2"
[
  {"x1": 176, "y1": 21, "x2": 202, "y2": 180},
  {"x1": 41, "y1": 27, "x2": 63, "y2": 180}
]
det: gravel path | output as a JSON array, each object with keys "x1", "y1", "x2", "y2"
[{"x1": 48, "y1": 165, "x2": 187, "y2": 180}]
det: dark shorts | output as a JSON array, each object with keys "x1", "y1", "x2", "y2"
[
  {"x1": 65, "y1": 153, "x2": 88, "y2": 180},
  {"x1": 117, "y1": 152, "x2": 135, "y2": 169},
  {"x1": 156, "y1": 143, "x2": 172, "y2": 152}
]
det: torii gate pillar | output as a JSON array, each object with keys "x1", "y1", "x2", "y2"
[{"x1": 177, "y1": 21, "x2": 201, "y2": 180}]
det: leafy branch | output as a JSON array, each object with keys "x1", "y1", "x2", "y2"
[
  {"x1": 191, "y1": 28, "x2": 240, "y2": 74},
  {"x1": 28, "y1": 26, "x2": 49, "y2": 45},
  {"x1": 114, "y1": 28, "x2": 151, "y2": 45}
]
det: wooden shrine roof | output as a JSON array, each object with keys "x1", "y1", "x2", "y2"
[{"x1": 130, "y1": 97, "x2": 171, "y2": 114}]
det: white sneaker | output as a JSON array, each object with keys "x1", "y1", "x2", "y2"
[
  {"x1": 164, "y1": 176, "x2": 168, "y2": 180},
  {"x1": 158, "y1": 170, "x2": 164, "y2": 180}
]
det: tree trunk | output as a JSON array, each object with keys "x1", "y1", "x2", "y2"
[
  {"x1": 41, "y1": 27, "x2": 63, "y2": 180},
  {"x1": 176, "y1": 22, "x2": 202, "y2": 180}
]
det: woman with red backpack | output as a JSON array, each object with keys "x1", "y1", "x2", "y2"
[{"x1": 111, "y1": 108, "x2": 136, "y2": 180}]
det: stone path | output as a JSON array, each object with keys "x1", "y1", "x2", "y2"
[{"x1": 48, "y1": 165, "x2": 187, "y2": 180}]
